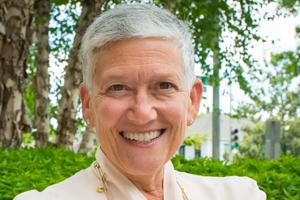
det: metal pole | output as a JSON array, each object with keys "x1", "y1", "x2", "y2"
[
  {"x1": 212, "y1": 48, "x2": 220, "y2": 160},
  {"x1": 265, "y1": 120, "x2": 281, "y2": 159}
]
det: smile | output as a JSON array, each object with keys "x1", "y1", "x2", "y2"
[{"x1": 120, "y1": 129, "x2": 165, "y2": 143}]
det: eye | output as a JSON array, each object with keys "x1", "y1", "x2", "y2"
[
  {"x1": 103, "y1": 84, "x2": 131, "y2": 97},
  {"x1": 107, "y1": 84, "x2": 127, "y2": 91},
  {"x1": 159, "y1": 82, "x2": 175, "y2": 90}
]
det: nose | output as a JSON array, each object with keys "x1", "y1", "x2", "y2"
[{"x1": 127, "y1": 90, "x2": 157, "y2": 125}]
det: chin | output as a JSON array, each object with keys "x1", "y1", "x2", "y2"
[{"x1": 122, "y1": 153, "x2": 167, "y2": 176}]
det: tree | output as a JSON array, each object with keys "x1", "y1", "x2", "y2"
[
  {"x1": 233, "y1": 35, "x2": 300, "y2": 155},
  {"x1": 32, "y1": 0, "x2": 51, "y2": 148},
  {"x1": 238, "y1": 116, "x2": 300, "y2": 157},
  {"x1": 233, "y1": 2, "x2": 300, "y2": 156},
  {"x1": 284, "y1": 117, "x2": 300, "y2": 155},
  {"x1": 234, "y1": 67, "x2": 300, "y2": 156},
  {"x1": 158, "y1": 0, "x2": 265, "y2": 94},
  {"x1": 184, "y1": 132, "x2": 208, "y2": 151},
  {"x1": 0, "y1": 0, "x2": 32, "y2": 147},
  {"x1": 158, "y1": 0, "x2": 268, "y2": 159},
  {"x1": 0, "y1": 0, "x2": 279, "y2": 151},
  {"x1": 56, "y1": 0, "x2": 108, "y2": 149},
  {"x1": 51, "y1": 0, "x2": 271, "y2": 151},
  {"x1": 79, "y1": 127, "x2": 97, "y2": 153},
  {"x1": 278, "y1": 0, "x2": 300, "y2": 14},
  {"x1": 238, "y1": 123, "x2": 265, "y2": 158}
]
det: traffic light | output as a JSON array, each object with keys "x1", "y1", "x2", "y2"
[{"x1": 231, "y1": 129, "x2": 239, "y2": 150}]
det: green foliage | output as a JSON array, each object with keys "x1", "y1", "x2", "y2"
[
  {"x1": 52, "y1": 0, "x2": 70, "y2": 6},
  {"x1": 48, "y1": 0, "x2": 81, "y2": 110},
  {"x1": 21, "y1": 133, "x2": 35, "y2": 148},
  {"x1": 284, "y1": 117, "x2": 300, "y2": 155},
  {"x1": 23, "y1": 45, "x2": 37, "y2": 121},
  {"x1": 278, "y1": 0, "x2": 300, "y2": 14},
  {"x1": 183, "y1": 132, "x2": 208, "y2": 150},
  {"x1": 237, "y1": 117, "x2": 300, "y2": 158},
  {"x1": 255, "y1": 55, "x2": 299, "y2": 119},
  {"x1": 238, "y1": 123, "x2": 265, "y2": 158},
  {"x1": 172, "y1": 155, "x2": 300, "y2": 200},
  {"x1": 232, "y1": 26, "x2": 300, "y2": 155},
  {"x1": 49, "y1": 1, "x2": 80, "y2": 63},
  {"x1": 155, "y1": 0, "x2": 266, "y2": 94},
  {"x1": 230, "y1": 103, "x2": 261, "y2": 121},
  {"x1": 271, "y1": 51, "x2": 300, "y2": 78},
  {"x1": 1, "y1": 148, "x2": 300, "y2": 200},
  {"x1": 0, "y1": 148, "x2": 93, "y2": 200}
]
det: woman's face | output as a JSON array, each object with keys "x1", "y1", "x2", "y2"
[{"x1": 80, "y1": 38, "x2": 202, "y2": 177}]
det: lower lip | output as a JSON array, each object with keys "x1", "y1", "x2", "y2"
[{"x1": 121, "y1": 131, "x2": 164, "y2": 148}]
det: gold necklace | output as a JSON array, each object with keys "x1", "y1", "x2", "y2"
[
  {"x1": 93, "y1": 161, "x2": 189, "y2": 200},
  {"x1": 93, "y1": 161, "x2": 108, "y2": 193},
  {"x1": 176, "y1": 180, "x2": 189, "y2": 200}
]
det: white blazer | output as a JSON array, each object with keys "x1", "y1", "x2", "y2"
[{"x1": 15, "y1": 148, "x2": 266, "y2": 200}]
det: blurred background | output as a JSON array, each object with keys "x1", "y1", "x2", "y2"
[{"x1": 1, "y1": 0, "x2": 300, "y2": 199}]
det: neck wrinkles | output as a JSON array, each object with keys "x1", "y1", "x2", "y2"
[{"x1": 95, "y1": 147, "x2": 182, "y2": 200}]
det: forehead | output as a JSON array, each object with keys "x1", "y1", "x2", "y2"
[{"x1": 92, "y1": 38, "x2": 185, "y2": 79}]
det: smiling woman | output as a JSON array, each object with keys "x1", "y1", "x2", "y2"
[
  {"x1": 82, "y1": 37, "x2": 192, "y2": 183},
  {"x1": 14, "y1": 3, "x2": 266, "y2": 200}
]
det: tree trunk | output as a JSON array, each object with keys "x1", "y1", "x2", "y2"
[
  {"x1": 56, "y1": 0, "x2": 107, "y2": 149},
  {"x1": 0, "y1": 0, "x2": 32, "y2": 148},
  {"x1": 32, "y1": 0, "x2": 51, "y2": 148},
  {"x1": 79, "y1": 127, "x2": 96, "y2": 153}
]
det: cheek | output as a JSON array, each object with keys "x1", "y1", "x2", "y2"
[
  {"x1": 93, "y1": 98, "x2": 128, "y2": 126},
  {"x1": 163, "y1": 97, "x2": 189, "y2": 143},
  {"x1": 161, "y1": 96, "x2": 189, "y2": 123},
  {"x1": 92, "y1": 99, "x2": 126, "y2": 150}
]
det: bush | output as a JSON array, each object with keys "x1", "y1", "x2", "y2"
[
  {"x1": 0, "y1": 148, "x2": 93, "y2": 200},
  {"x1": 1, "y1": 148, "x2": 299, "y2": 200},
  {"x1": 172, "y1": 155, "x2": 300, "y2": 200}
]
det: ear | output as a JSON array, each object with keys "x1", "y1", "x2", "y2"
[
  {"x1": 80, "y1": 83, "x2": 95, "y2": 127},
  {"x1": 187, "y1": 78, "x2": 203, "y2": 123}
]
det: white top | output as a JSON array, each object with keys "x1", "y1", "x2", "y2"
[{"x1": 14, "y1": 148, "x2": 266, "y2": 200}]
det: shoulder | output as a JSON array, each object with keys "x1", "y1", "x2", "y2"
[
  {"x1": 176, "y1": 171, "x2": 266, "y2": 200},
  {"x1": 14, "y1": 166, "x2": 104, "y2": 200},
  {"x1": 14, "y1": 190, "x2": 52, "y2": 200}
]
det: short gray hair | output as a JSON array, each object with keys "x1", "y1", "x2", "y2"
[{"x1": 79, "y1": 3, "x2": 195, "y2": 91}]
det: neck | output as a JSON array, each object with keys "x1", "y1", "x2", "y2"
[{"x1": 126, "y1": 169, "x2": 164, "y2": 200}]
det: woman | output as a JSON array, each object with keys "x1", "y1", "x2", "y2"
[{"x1": 15, "y1": 4, "x2": 266, "y2": 200}]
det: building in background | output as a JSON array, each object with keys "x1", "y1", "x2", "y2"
[{"x1": 178, "y1": 113, "x2": 253, "y2": 160}]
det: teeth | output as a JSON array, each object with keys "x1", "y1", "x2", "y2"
[{"x1": 123, "y1": 131, "x2": 161, "y2": 142}]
